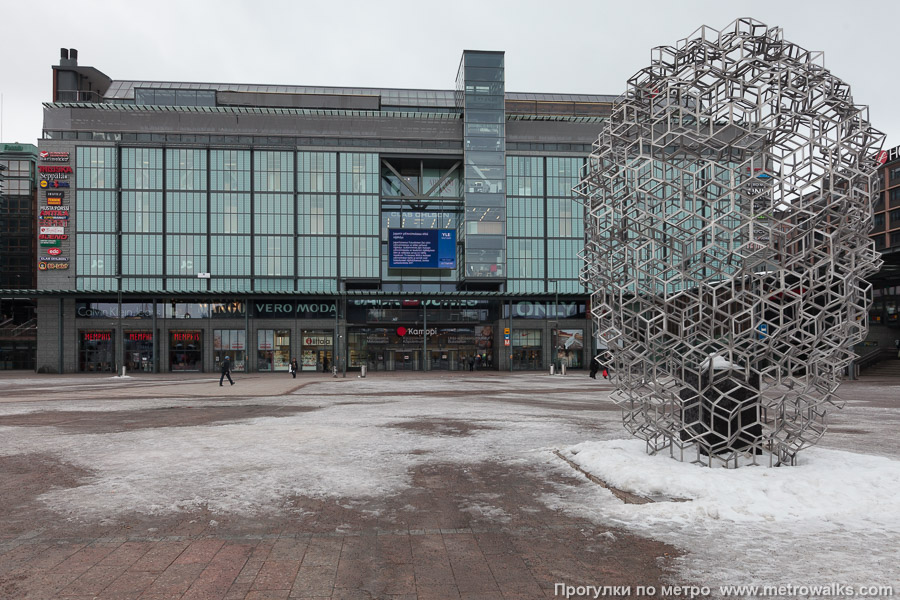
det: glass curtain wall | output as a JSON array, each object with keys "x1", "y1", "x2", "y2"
[
  {"x1": 380, "y1": 157, "x2": 463, "y2": 290},
  {"x1": 254, "y1": 151, "x2": 295, "y2": 292},
  {"x1": 340, "y1": 153, "x2": 380, "y2": 281},
  {"x1": 121, "y1": 148, "x2": 163, "y2": 291},
  {"x1": 459, "y1": 50, "x2": 506, "y2": 279},
  {"x1": 76, "y1": 147, "x2": 118, "y2": 290},
  {"x1": 166, "y1": 149, "x2": 208, "y2": 292},
  {"x1": 210, "y1": 150, "x2": 251, "y2": 292},
  {"x1": 507, "y1": 157, "x2": 545, "y2": 293},
  {"x1": 546, "y1": 157, "x2": 585, "y2": 294},
  {"x1": 298, "y1": 152, "x2": 338, "y2": 292}
]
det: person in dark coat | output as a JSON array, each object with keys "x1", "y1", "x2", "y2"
[
  {"x1": 322, "y1": 356, "x2": 329, "y2": 373},
  {"x1": 220, "y1": 356, "x2": 234, "y2": 386},
  {"x1": 289, "y1": 357, "x2": 298, "y2": 379},
  {"x1": 590, "y1": 354, "x2": 609, "y2": 379}
]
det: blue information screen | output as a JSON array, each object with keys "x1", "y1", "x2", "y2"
[{"x1": 389, "y1": 229, "x2": 456, "y2": 269}]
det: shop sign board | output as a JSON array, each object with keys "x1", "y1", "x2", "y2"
[
  {"x1": 40, "y1": 240, "x2": 61, "y2": 248},
  {"x1": 172, "y1": 332, "x2": 201, "y2": 343},
  {"x1": 39, "y1": 226, "x2": 65, "y2": 235},
  {"x1": 38, "y1": 165, "x2": 73, "y2": 174},
  {"x1": 40, "y1": 180, "x2": 70, "y2": 188},
  {"x1": 254, "y1": 301, "x2": 336, "y2": 318},
  {"x1": 83, "y1": 331, "x2": 111, "y2": 341},
  {"x1": 38, "y1": 262, "x2": 69, "y2": 270},
  {"x1": 39, "y1": 151, "x2": 70, "y2": 162}
]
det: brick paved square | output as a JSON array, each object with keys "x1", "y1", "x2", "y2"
[{"x1": 2, "y1": 372, "x2": 895, "y2": 598}]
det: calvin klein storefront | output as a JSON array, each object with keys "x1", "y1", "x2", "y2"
[{"x1": 40, "y1": 294, "x2": 590, "y2": 374}]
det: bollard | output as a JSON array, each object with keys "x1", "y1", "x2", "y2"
[
  {"x1": 550, "y1": 364, "x2": 555, "y2": 375},
  {"x1": 332, "y1": 366, "x2": 337, "y2": 378},
  {"x1": 121, "y1": 366, "x2": 126, "y2": 377},
  {"x1": 360, "y1": 365, "x2": 367, "y2": 378},
  {"x1": 561, "y1": 363, "x2": 566, "y2": 376}
]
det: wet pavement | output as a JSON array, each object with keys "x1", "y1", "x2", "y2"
[
  {"x1": 0, "y1": 371, "x2": 683, "y2": 600},
  {"x1": 0, "y1": 370, "x2": 896, "y2": 599}
]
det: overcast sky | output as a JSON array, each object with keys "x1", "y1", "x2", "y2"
[{"x1": 2, "y1": 0, "x2": 899, "y2": 148}]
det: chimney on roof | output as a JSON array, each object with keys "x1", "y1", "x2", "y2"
[{"x1": 59, "y1": 47, "x2": 77, "y2": 67}]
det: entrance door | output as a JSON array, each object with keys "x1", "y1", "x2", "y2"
[
  {"x1": 395, "y1": 351, "x2": 418, "y2": 371},
  {"x1": 317, "y1": 350, "x2": 333, "y2": 373},
  {"x1": 430, "y1": 350, "x2": 453, "y2": 370}
]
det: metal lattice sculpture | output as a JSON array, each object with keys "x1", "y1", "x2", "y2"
[{"x1": 576, "y1": 19, "x2": 884, "y2": 466}]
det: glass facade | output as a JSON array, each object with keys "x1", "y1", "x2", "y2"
[
  {"x1": 71, "y1": 144, "x2": 587, "y2": 298},
  {"x1": 0, "y1": 151, "x2": 36, "y2": 290},
  {"x1": 458, "y1": 51, "x2": 506, "y2": 280},
  {"x1": 34, "y1": 50, "x2": 624, "y2": 375}
]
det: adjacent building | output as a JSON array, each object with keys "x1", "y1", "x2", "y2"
[
  {"x1": 32, "y1": 48, "x2": 614, "y2": 374},
  {"x1": 869, "y1": 146, "x2": 900, "y2": 341},
  {"x1": 0, "y1": 142, "x2": 38, "y2": 369}
]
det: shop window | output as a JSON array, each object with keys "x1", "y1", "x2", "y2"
[
  {"x1": 512, "y1": 329, "x2": 542, "y2": 370},
  {"x1": 170, "y1": 330, "x2": 202, "y2": 371},
  {"x1": 124, "y1": 331, "x2": 154, "y2": 372},
  {"x1": 214, "y1": 329, "x2": 246, "y2": 372},
  {"x1": 258, "y1": 329, "x2": 291, "y2": 372},
  {"x1": 301, "y1": 330, "x2": 333, "y2": 372},
  {"x1": 553, "y1": 329, "x2": 584, "y2": 368},
  {"x1": 79, "y1": 330, "x2": 114, "y2": 372}
]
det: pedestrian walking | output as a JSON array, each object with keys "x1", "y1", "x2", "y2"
[
  {"x1": 220, "y1": 356, "x2": 235, "y2": 386},
  {"x1": 590, "y1": 353, "x2": 609, "y2": 379},
  {"x1": 322, "y1": 356, "x2": 329, "y2": 373},
  {"x1": 289, "y1": 357, "x2": 298, "y2": 379}
]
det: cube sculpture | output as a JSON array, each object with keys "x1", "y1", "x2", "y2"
[{"x1": 576, "y1": 19, "x2": 884, "y2": 466}]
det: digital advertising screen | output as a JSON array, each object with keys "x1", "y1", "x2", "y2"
[{"x1": 388, "y1": 229, "x2": 456, "y2": 269}]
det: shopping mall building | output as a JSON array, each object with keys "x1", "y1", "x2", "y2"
[{"x1": 30, "y1": 48, "x2": 614, "y2": 374}]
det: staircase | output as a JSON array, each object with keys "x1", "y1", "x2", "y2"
[{"x1": 860, "y1": 357, "x2": 900, "y2": 378}]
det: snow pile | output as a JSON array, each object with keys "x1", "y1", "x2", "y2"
[
  {"x1": 548, "y1": 439, "x2": 900, "y2": 590},
  {"x1": 560, "y1": 439, "x2": 900, "y2": 528}
]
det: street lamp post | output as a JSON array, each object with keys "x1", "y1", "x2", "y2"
[
  {"x1": 115, "y1": 275, "x2": 123, "y2": 376},
  {"x1": 549, "y1": 279, "x2": 558, "y2": 371}
]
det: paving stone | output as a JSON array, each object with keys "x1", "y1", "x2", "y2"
[{"x1": 0, "y1": 373, "x2": 697, "y2": 599}]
